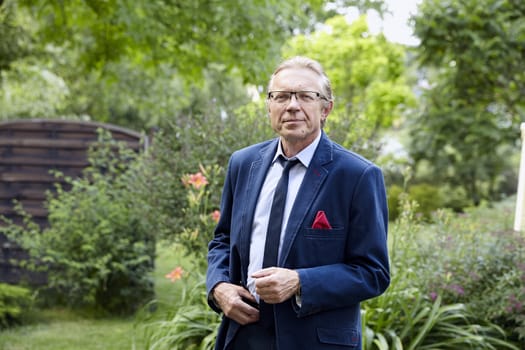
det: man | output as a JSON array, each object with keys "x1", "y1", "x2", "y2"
[{"x1": 206, "y1": 56, "x2": 390, "y2": 350}]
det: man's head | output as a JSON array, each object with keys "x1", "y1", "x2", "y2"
[
  {"x1": 266, "y1": 56, "x2": 334, "y2": 155},
  {"x1": 268, "y1": 56, "x2": 334, "y2": 106}
]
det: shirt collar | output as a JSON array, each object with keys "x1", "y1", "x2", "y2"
[{"x1": 273, "y1": 132, "x2": 322, "y2": 168}]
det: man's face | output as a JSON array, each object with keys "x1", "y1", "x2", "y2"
[{"x1": 267, "y1": 67, "x2": 332, "y2": 151}]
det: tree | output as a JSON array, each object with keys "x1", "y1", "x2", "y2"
[
  {"x1": 10, "y1": 0, "x2": 388, "y2": 84},
  {"x1": 410, "y1": 0, "x2": 525, "y2": 205},
  {"x1": 1, "y1": 0, "x2": 387, "y2": 128},
  {"x1": 0, "y1": 2, "x2": 30, "y2": 72}
]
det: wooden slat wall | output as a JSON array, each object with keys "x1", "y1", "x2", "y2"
[{"x1": 0, "y1": 119, "x2": 145, "y2": 284}]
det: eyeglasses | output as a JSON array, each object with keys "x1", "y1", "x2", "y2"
[{"x1": 267, "y1": 90, "x2": 328, "y2": 105}]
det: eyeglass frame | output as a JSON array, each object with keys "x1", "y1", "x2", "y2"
[{"x1": 267, "y1": 90, "x2": 329, "y2": 104}]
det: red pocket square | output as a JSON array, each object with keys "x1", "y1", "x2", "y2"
[{"x1": 312, "y1": 210, "x2": 332, "y2": 229}]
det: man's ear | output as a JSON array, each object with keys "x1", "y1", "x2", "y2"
[{"x1": 322, "y1": 101, "x2": 334, "y2": 117}]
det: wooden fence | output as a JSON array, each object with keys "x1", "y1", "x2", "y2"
[{"x1": 0, "y1": 119, "x2": 145, "y2": 284}]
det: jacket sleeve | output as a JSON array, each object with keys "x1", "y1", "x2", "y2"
[{"x1": 206, "y1": 157, "x2": 235, "y2": 313}]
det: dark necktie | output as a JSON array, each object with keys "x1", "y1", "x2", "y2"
[
  {"x1": 260, "y1": 156, "x2": 299, "y2": 330},
  {"x1": 262, "y1": 157, "x2": 299, "y2": 268}
]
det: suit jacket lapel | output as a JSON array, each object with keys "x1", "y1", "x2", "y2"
[{"x1": 279, "y1": 133, "x2": 333, "y2": 265}]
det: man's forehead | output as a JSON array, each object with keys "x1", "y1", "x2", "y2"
[{"x1": 271, "y1": 67, "x2": 322, "y2": 89}]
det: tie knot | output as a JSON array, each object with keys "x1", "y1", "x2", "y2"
[{"x1": 279, "y1": 156, "x2": 300, "y2": 173}]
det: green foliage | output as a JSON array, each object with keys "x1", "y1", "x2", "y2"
[
  {"x1": 177, "y1": 164, "x2": 224, "y2": 272},
  {"x1": 410, "y1": 0, "x2": 525, "y2": 205},
  {"x1": 283, "y1": 15, "x2": 415, "y2": 155},
  {"x1": 137, "y1": 163, "x2": 233, "y2": 349},
  {"x1": 136, "y1": 102, "x2": 273, "y2": 241},
  {"x1": 0, "y1": 307, "x2": 149, "y2": 349},
  {"x1": 415, "y1": 0, "x2": 525, "y2": 112},
  {"x1": 0, "y1": 1, "x2": 32, "y2": 71},
  {"x1": 0, "y1": 0, "x2": 392, "y2": 133},
  {"x1": 388, "y1": 183, "x2": 445, "y2": 222},
  {"x1": 364, "y1": 292, "x2": 517, "y2": 350},
  {"x1": 1, "y1": 131, "x2": 155, "y2": 315},
  {"x1": 361, "y1": 197, "x2": 520, "y2": 349},
  {"x1": 0, "y1": 60, "x2": 70, "y2": 119},
  {"x1": 0, "y1": 241, "x2": 190, "y2": 350},
  {"x1": 407, "y1": 183, "x2": 443, "y2": 221},
  {"x1": 11, "y1": 0, "x2": 385, "y2": 84},
  {"x1": 387, "y1": 184, "x2": 404, "y2": 221},
  {"x1": 139, "y1": 274, "x2": 220, "y2": 350},
  {"x1": 437, "y1": 184, "x2": 471, "y2": 213},
  {"x1": 0, "y1": 283, "x2": 32, "y2": 328},
  {"x1": 421, "y1": 206, "x2": 525, "y2": 343}
]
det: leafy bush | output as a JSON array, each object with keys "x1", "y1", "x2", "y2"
[
  {"x1": 1, "y1": 132, "x2": 155, "y2": 315},
  {"x1": 387, "y1": 184, "x2": 403, "y2": 221},
  {"x1": 419, "y1": 203, "x2": 525, "y2": 343},
  {"x1": 438, "y1": 184, "x2": 471, "y2": 212},
  {"x1": 139, "y1": 274, "x2": 219, "y2": 350},
  {"x1": 177, "y1": 165, "x2": 223, "y2": 271},
  {"x1": 136, "y1": 102, "x2": 272, "y2": 241},
  {"x1": 0, "y1": 283, "x2": 32, "y2": 328},
  {"x1": 138, "y1": 166, "x2": 223, "y2": 349},
  {"x1": 407, "y1": 183, "x2": 443, "y2": 221},
  {"x1": 362, "y1": 197, "x2": 519, "y2": 349},
  {"x1": 388, "y1": 183, "x2": 444, "y2": 222}
]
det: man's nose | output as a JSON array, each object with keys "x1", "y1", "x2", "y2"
[{"x1": 286, "y1": 94, "x2": 301, "y2": 109}]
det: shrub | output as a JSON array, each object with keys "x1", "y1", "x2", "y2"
[
  {"x1": 138, "y1": 166, "x2": 224, "y2": 349},
  {"x1": 408, "y1": 183, "x2": 443, "y2": 221},
  {"x1": 387, "y1": 183, "x2": 445, "y2": 223},
  {"x1": 420, "y1": 203, "x2": 525, "y2": 343},
  {"x1": 135, "y1": 102, "x2": 273, "y2": 242},
  {"x1": 438, "y1": 184, "x2": 471, "y2": 212},
  {"x1": 387, "y1": 184, "x2": 404, "y2": 221},
  {"x1": 178, "y1": 165, "x2": 223, "y2": 271},
  {"x1": 0, "y1": 283, "x2": 32, "y2": 328},
  {"x1": 391, "y1": 197, "x2": 525, "y2": 345},
  {"x1": 362, "y1": 197, "x2": 519, "y2": 349},
  {"x1": 1, "y1": 132, "x2": 155, "y2": 315},
  {"x1": 139, "y1": 273, "x2": 220, "y2": 350}
]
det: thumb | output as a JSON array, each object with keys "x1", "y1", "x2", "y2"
[{"x1": 238, "y1": 287, "x2": 254, "y2": 300}]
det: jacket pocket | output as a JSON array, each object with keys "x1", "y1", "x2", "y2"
[{"x1": 317, "y1": 327, "x2": 359, "y2": 347}]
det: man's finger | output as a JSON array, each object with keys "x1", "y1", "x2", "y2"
[{"x1": 251, "y1": 267, "x2": 277, "y2": 279}]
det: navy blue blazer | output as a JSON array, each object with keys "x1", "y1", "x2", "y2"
[{"x1": 207, "y1": 132, "x2": 390, "y2": 349}]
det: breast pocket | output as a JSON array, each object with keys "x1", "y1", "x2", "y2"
[
  {"x1": 300, "y1": 227, "x2": 347, "y2": 265},
  {"x1": 304, "y1": 227, "x2": 345, "y2": 240}
]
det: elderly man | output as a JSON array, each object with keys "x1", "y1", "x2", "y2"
[{"x1": 206, "y1": 56, "x2": 390, "y2": 350}]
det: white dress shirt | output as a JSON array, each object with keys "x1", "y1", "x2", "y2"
[{"x1": 246, "y1": 132, "x2": 321, "y2": 299}]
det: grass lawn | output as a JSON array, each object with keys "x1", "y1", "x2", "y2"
[
  {"x1": 0, "y1": 242, "x2": 189, "y2": 350},
  {"x1": 0, "y1": 310, "x2": 142, "y2": 350}
]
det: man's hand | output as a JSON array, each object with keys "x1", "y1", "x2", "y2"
[
  {"x1": 252, "y1": 267, "x2": 300, "y2": 304},
  {"x1": 212, "y1": 282, "x2": 259, "y2": 325}
]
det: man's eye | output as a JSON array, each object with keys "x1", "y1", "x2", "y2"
[
  {"x1": 298, "y1": 93, "x2": 315, "y2": 101},
  {"x1": 274, "y1": 93, "x2": 289, "y2": 101}
]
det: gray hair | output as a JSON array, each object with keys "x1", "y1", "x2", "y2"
[{"x1": 267, "y1": 56, "x2": 334, "y2": 105}]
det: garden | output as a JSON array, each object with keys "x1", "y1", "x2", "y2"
[{"x1": 1, "y1": 0, "x2": 525, "y2": 349}]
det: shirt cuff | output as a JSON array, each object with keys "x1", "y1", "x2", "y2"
[{"x1": 295, "y1": 286, "x2": 302, "y2": 308}]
